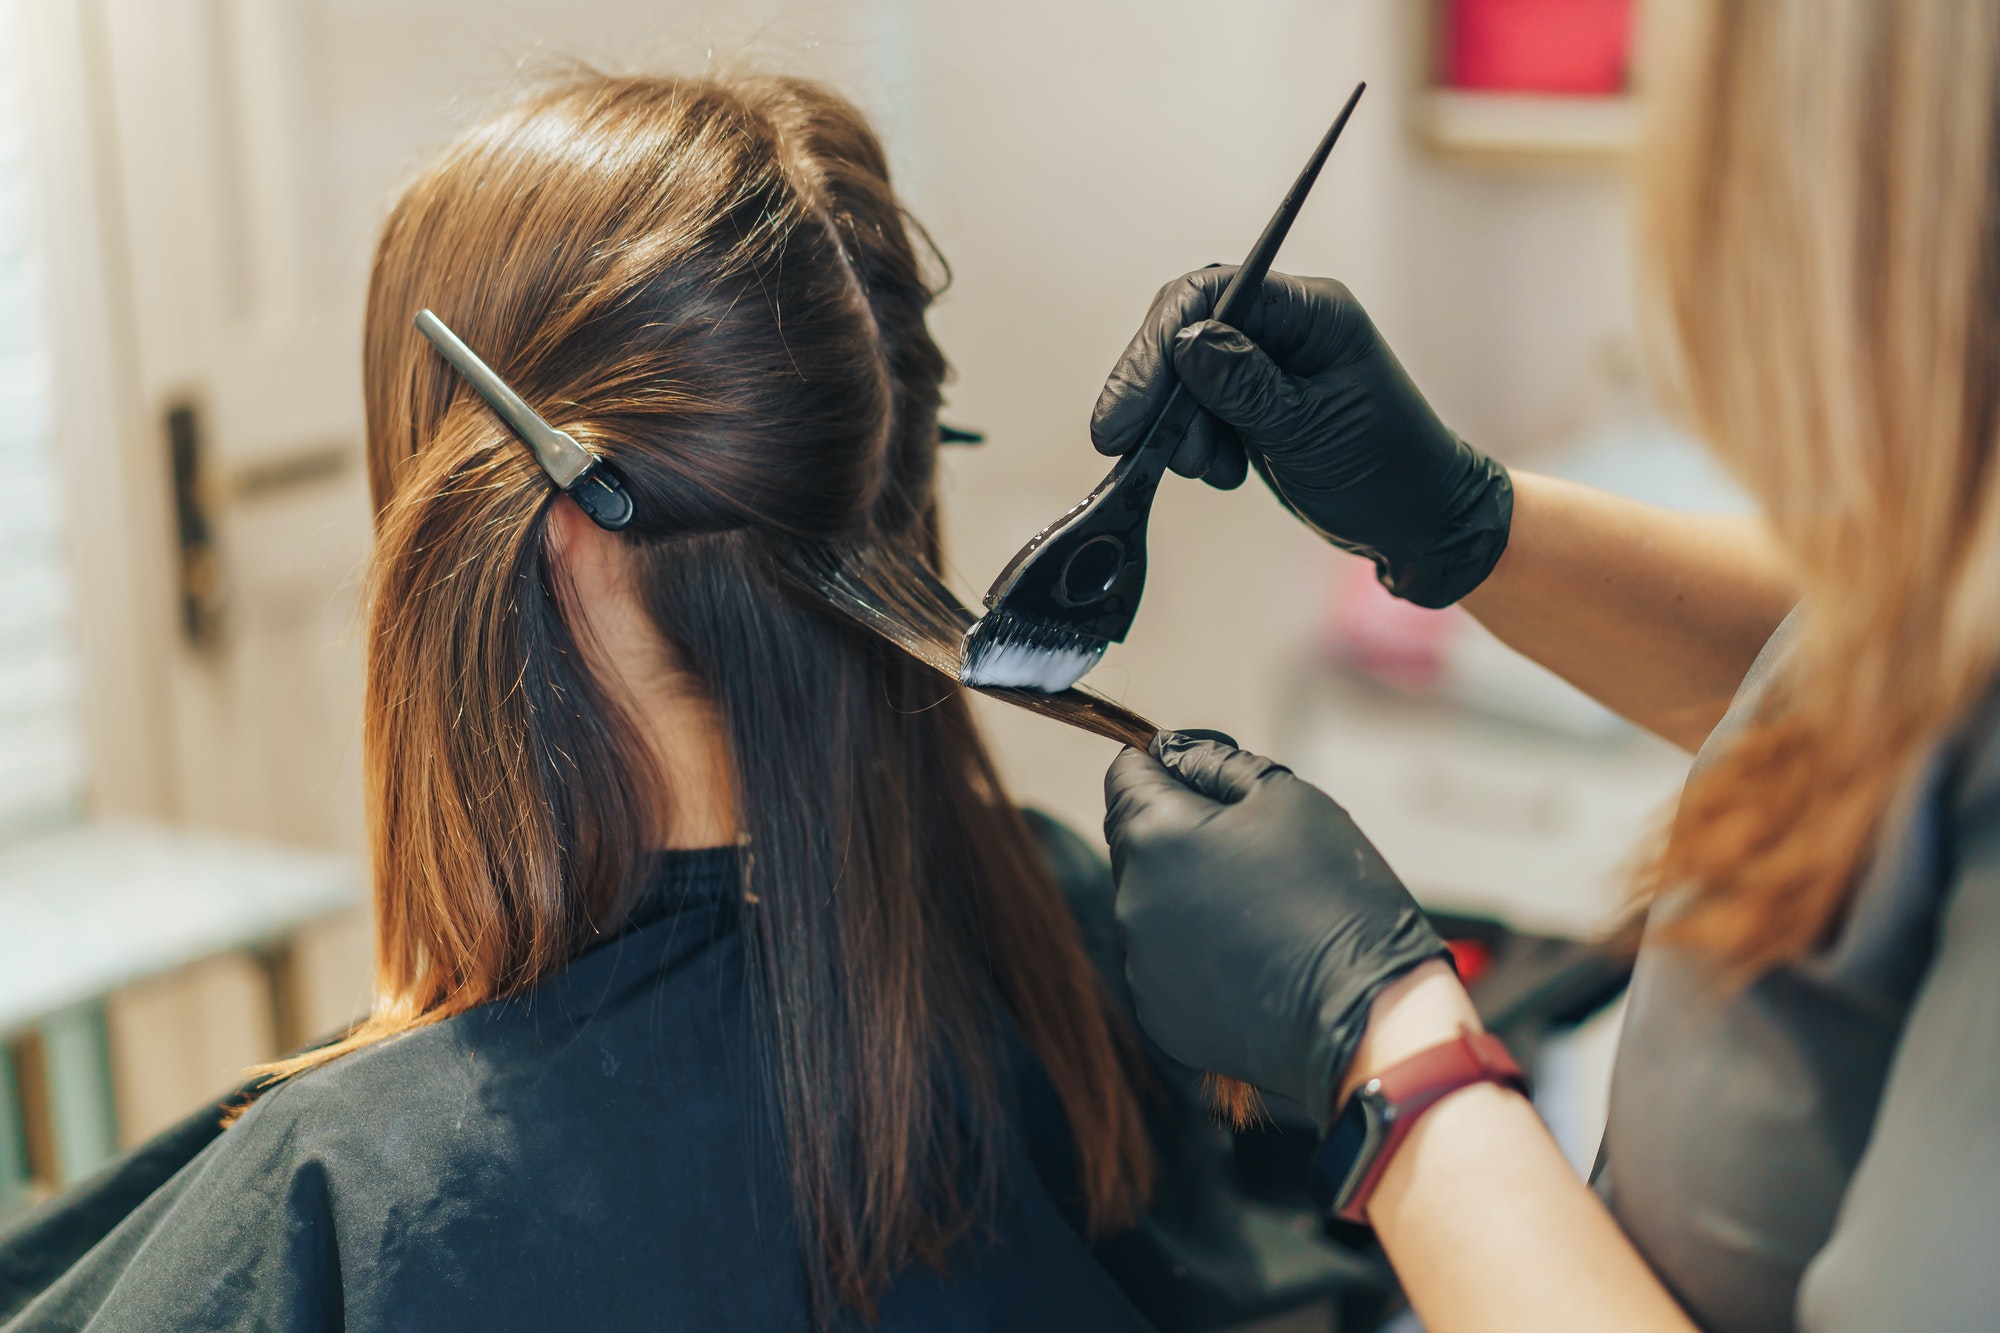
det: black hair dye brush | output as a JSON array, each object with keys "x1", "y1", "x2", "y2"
[
  {"x1": 786, "y1": 543, "x2": 1159, "y2": 750},
  {"x1": 960, "y1": 81, "x2": 1366, "y2": 693}
]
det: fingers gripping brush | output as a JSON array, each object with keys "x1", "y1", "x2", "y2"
[{"x1": 961, "y1": 82, "x2": 1366, "y2": 693}]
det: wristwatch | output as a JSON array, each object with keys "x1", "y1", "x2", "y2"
[{"x1": 1308, "y1": 1030, "x2": 1528, "y2": 1225}]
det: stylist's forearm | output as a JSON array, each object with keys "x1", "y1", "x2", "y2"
[
  {"x1": 1347, "y1": 964, "x2": 1695, "y2": 1333},
  {"x1": 1461, "y1": 472, "x2": 1796, "y2": 750},
  {"x1": 1368, "y1": 1082, "x2": 1695, "y2": 1333}
]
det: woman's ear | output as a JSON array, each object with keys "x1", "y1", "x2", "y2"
[
  {"x1": 545, "y1": 493, "x2": 631, "y2": 610},
  {"x1": 543, "y1": 492, "x2": 679, "y2": 693}
]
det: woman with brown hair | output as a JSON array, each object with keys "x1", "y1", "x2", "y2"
[
  {"x1": 1097, "y1": 1, "x2": 2000, "y2": 1329},
  {"x1": 0, "y1": 72, "x2": 1198, "y2": 1331}
]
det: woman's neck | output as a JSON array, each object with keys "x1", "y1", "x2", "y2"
[
  {"x1": 626, "y1": 674, "x2": 739, "y2": 851},
  {"x1": 547, "y1": 497, "x2": 740, "y2": 849}
]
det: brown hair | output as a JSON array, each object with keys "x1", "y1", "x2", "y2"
[
  {"x1": 1637, "y1": 0, "x2": 2000, "y2": 970},
  {"x1": 264, "y1": 72, "x2": 1151, "y2": 1316}
]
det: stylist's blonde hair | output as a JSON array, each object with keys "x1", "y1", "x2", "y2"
[{"x1": 1640, "y1": 0, "x2": 2000, "y2": 970}]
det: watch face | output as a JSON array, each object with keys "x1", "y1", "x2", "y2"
[
  {"x1": 1323, "y1": 1084, "x2": 1391, "y2": 1217},
  {"x1": 1324, "y1": 1091, "x2": 1371, "y2": 1176}
]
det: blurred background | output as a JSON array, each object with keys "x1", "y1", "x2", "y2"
[{"x1": 0, "y1": 0, "x2": 1736, "y2": 1241}]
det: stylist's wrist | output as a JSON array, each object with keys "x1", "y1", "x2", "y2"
[{"x1": 1335, "y1": 959, "x2": 1483, "y2": 1111}]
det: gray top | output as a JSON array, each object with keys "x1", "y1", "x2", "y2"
[{"x1": 1600, "y1": 612, "x2": 2000, "y2": 1331}]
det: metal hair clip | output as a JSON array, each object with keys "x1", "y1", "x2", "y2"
[{"x1": 412, "y1": 308, "x2": 635, "y2": 531}]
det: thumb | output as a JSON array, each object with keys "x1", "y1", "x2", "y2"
[
  {"x1": 1103, "y1": 744, "x2": 1220, "y2": 850},
  {"x1": 1150, "y1": 731, "x2": 1291, "y2": 804},
  {"x1": 1171, "y1": 321, "x2": 1298, "y2": 438}
]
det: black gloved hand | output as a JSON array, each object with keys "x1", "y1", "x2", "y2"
[
  {"x1": 1091, "y1": 266, "x2": 1513, "y2": 608},
  {"x1": 1103, "y1": 732, "x2": 1448, "y2": 1120}
]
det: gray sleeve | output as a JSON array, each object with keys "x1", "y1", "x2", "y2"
[{"x1": 1795, "y1": 801, "x2": 2000, "y2": 1330}]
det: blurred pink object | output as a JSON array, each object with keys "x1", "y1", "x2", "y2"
[
  {"x1": 1323, "y1": 557, "x2": 1467, "y2": 693},
  {"x1": 1443, "y1": 0, "x2": 1633, "y2": 96}
]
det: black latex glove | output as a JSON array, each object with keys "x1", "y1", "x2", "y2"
[
  {"x1": 1091, "y1": 266, "x2": 1513, "y2": 608},
  {"x1": 1103, "y1": 732, "x2": 1448, "y2": 1121}
]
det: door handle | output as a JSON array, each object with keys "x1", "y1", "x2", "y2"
[
  {"x1": 165, "y1": 401, "x2": 224, "y2": 650},
  {"x1": 165, "y1": 400, "x2": 357, "y2": 649}
]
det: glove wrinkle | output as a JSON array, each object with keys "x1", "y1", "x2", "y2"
[{"x1": 1151, "y1": 729, "x2": 1288, "y2": 803}]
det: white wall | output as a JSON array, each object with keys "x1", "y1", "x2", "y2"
[
  {"x1": 882, "y1": 0, "x2": 1642, "y2": 829},
  {"x1": 36, "y1": 0, "x2": 1645, "y2": 843}
]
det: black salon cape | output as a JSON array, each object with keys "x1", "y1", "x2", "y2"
[{"x1": 0, "y1": 817, "x2": 1367, "y2": 1332}]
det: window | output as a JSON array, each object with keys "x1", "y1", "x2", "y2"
[{"x1": 0, "y1": 6, "x2": 87, "y2": 841}]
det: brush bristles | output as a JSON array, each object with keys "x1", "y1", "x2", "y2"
[
  {"x1": 780, "y1": 543, "x2": 1150, "y2": 745},
  {"x1": 960, "y1": 612, "x2": 1108, "y2": 693}
]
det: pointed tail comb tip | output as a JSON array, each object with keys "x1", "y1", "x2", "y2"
[{"x1": 960, "y1": 612, "x2": 1108, "y2": 693}]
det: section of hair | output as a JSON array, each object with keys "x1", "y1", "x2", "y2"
[{"x1": 1201, "y1": 1073, "x2": 1266, "y2": 1131}]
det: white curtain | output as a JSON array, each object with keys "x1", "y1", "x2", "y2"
[{"x1": 0, "y1": 0, "x2": 86, "y2": 840}]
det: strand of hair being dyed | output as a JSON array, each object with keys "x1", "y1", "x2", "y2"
[
  {"x1": 785, "y1": 541, "x2": 1154, "y2": 745},
  {"x1": 787, "y1": 540, "x2": 1264, "y2": 1128}
]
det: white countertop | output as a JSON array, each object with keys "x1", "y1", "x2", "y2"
[{"x1": 0, "y1": 820, "x2": 361, "y2": 1035}]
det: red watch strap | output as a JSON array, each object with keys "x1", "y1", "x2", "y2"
[{"x1": 1336, "y1": 1030, "x2": 1527, "y2": 1224}]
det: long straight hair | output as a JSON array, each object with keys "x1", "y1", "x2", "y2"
[
  {"x1": 259, "y1": 73, "x2": 1151, "y2": 1316},
  {"x1": 1638, "y1": 1, "x2": 2000, "y2": 970}
]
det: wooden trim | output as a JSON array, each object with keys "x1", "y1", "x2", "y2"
[
  {"x1": 7, "y1": 1031, "x2": 58, "y2": 1194},
  {"x1": 1418, "y1": 90, "x2": 1639, "y2": 160}
]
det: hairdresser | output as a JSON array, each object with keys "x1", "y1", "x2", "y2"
[{"x1": 1092, "y1": 4, "x2": 2000, "y2": 1331}]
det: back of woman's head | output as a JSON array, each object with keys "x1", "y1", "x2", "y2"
[
  {"x1": 1640, "y1": 1, "x2": 2000, "y2": 968},
  {"x1": 323, "y1": 73, "x2": 1145, "y2": 1315}
]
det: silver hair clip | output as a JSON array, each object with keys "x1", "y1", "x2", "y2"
[{"x1": 413, "y1": 308, "x2": 635, "y2": 531}]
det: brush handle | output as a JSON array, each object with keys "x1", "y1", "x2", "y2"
[
  {"x1": 975, "y1": 84, "x2": 1368, "y2": 647},
  {"x1": 1212, "y1": 81, "x2": 1365, "y2": 327},
  {"x1": 1110, "y1": 383, "x2": 1202, "y2": 503},
  {"x1": 1118, "y1": 81, "x2": 1366, "y2": 493}
]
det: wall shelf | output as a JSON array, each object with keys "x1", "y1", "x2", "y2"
[{"x1": 1418, "y1": 89, "x2": 1640, "y2": 162}]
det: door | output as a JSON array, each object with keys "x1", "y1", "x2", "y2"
[{"x1": 89, "y1": 0, "x2": 372, "y2": 853}]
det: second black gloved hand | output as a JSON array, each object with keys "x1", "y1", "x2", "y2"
[
  {"x1": 1092, "y1": 266, "x2": 1512, "y2": 608},
  {"x1": 1103, "y1": 732, "x2": 1448, "y2": 1120}
]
